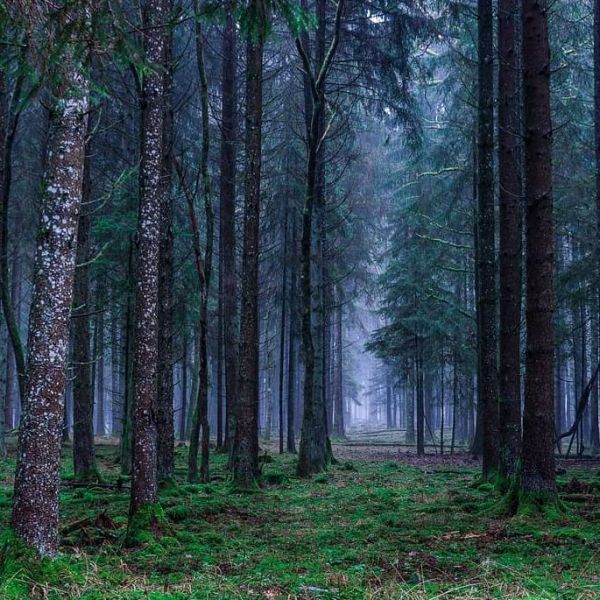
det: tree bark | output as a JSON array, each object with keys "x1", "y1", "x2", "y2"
[
  {"x1": 593, "y1": 0, "x2": 600, "y2": 455},
  {"x1": 186, "y1": 1, "x2": 214, "y2": 483},
  {"x1": 157, "y1": 0, "x2": 175, "y2": 481},
  {"x1": 498, "y1": 0, "x2": 523, "y2": 480},
  {"x1": 231, "y1": 0, "x2": 267, "y2": 488},
  {"x1": 128, "y1": 0, "x2": 165, "y2": 522},
  {"x1": 477, "y1": 0, "x2": 500, "y2": 480},
  {"x1": 520, "y1": 0, "x2": 557, "y2": 498},
  {"x1": 72, "y1": 125, "x2": 98, "y2": 481},
  {"x1": 12, "y1": 28, "x2": 89, "y2": 555},
  {"x1": 287, "y1": 213, "x2": 298, "y2": 453},
  {"x1": 333, "y1": 298, "x2": 344, "y2": 437},
  {"x1": 220, "y1": 2, "x2": 239, "y2": 455}
]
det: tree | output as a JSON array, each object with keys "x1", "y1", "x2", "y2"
[
  {"x1": 593, "y1": 0, "x2": 600, "y2": 455},
  {"x1": 520, "y1": 0, "x2": 557, "y2": 501},
  {"x1": 72, "y1": 120, "x2": 99, "y2": 482},
  {"x1": 11, "y1": 2, "x2": 90, "y2": 556},
  {"x1": 498, "y1": 0, "x2": 523, "y2": 479},
  {"x1": 186, "y1": 0, "x2": 214, "y2": 483},
  {"x1": 296, "y1": 0, "x2": 345, "y2": 477},
  {"x1": 219, "y1": 0, "x2": 239, "y2": 454},
  {"x1": 477, "y1": 0, "x2": 500, "y2": 480},
  {"x1": 231, "y1": 0, "x2": 268, "y2": 488},
  {"x1": 157, "y1": 0, "x2": 175, "y2": 482},
  {"x1": 128, "y1": 0, "x2": 165, "y2": 531}
]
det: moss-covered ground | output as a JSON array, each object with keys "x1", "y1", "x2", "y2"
[{"x1": 1, "y1": 440, "x2": 600, "y2": 598}]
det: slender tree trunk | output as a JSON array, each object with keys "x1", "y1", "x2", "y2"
[
  {"x1": 12, "y1": 30, "x2": 89, "y2": 555},
  {"x1": 297, "y1": 0, "x2": 345, "y2": 476},
  {"x1": 157, "y1": 0, "x2": 175, "y2": 481},
  {"x1": 95, "y1": 290, "x2": 105, "y2": 437},
  {"x1": 333, "y1": 298, "x2": 344, "y2": 437},
  {"x1": 278, "y1": 204, "x2": 288, "y2": 454},
  {"x1": 180, "y1": 333, "x2": 188, "y2": 441},
  {"x1": 128, "y1": 0, "x2": 165, "y2": 524},
  {"x1": 187, "y1": 2, "x2": 214, "y2": 484},
  {"x1": 520, "y1": 0, "x2": 557, "y2": 499},
  {"x1": 217, "y1": 250, "x2": 224, "y2": 450},
  {"x1": 593, "y1": 0, "x2": 600, "y2": 455},
  {"x1": 120, "y1": 240, "x2": 135, "y2": 474},
  {"x1": 287, "y1": 214, "x2": 298, "y2": 453},
  {"x1": 232, "y1": 0, "x2": 267, "y2": 487},
  {"x1": 0, "y1": 64, "x2": 26, "y2": 406},
  {"x1": 4, "y1": 242, "x2": 22, "y2": 433},
  {"x1": 477, "y1": 0, "x2": 500, "y2": 479},
  {"x1": 406, "y1": 358, "x2": 415, "y2": 444},
  {"x1": 220, "y1": 2, "x2": 239, "y2": 454},
  {"x1": 498, "y1": 0, "x2": 523, "y2": 480},
  {"x1": 416, "y1": 339, "x2": 425, "y2": 456},
  {"x1": 73, "y1": 126, "x2": 98, "y2": 481}
]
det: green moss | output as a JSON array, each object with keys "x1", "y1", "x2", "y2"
[
  {"x1": 125, "y1": 503, "x2": 167, "y2": 546},
  {"x1": 0, "y1": 531, "x2": 84, "y2": 599},
  {"x1": 1, "y1": 440, "x2": 600, "y2": 598}
]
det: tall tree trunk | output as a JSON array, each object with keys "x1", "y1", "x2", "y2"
[
  {"x1": 333, "y1": 298, "x2": 344, "y2": 437},
  {"x1": 231, "y1": 0, "x2": 267, "y2": 488},
  {"x1": 120, "y1": 239, "x2": 135, "y2": 474},
  {"x1": 72, "y1": 126, "x2": 98, "y2": 481},
  {"x1": 416, "y1": 339, "x2": 425, "y2": 456},
  {"x1": 220, "y1": 2, "x2": 239, "y2": 454},
  {"x1": 477, "y1": 0, "x2": 500, "y2": 480},
  {"x1": 4, "y1": 241, "x2": 22, "y2": 433},
  {"x1": 12, "y1": 27, "x2": 89, "y2": 555},
  {"x1": 217, "y1": 250, "x2": 224, "y2": 450},
  {"x1": 287, "y1": 214, "x2": 298, "y2": 453},
  {"x1": 297, "y1": 0, "x2": 344, "y2": 477},
  {"x1": 498, "y1": 0, "x2": 523, "y2": 480},
  {"x1": 95, "y1": 289, "x2": 105, "y2": 437},
  {"x1": 128, "y1": 0, "x2": 165, "y2": 526},
  {"x1": 111, "y1": 306, "x2": 123, "y2": 436},
  {"x1": 157, "y1": 0, "x2": 175, "y2": 481},
  {"x1": 187, "y1": 1, "x2": 214, "y2": 484},
  {"x1": 0, "y1": 62, "x2": 26, "y2": 407},
  {"x1": 593, "y1": 0, "x2": 600, "y2": 455},
  {"x1": 180, "y1": 332, "x2": 188, "y2": 441},
  {"x1": 278, "y1": 205, "x2": 288, "y2": 454},
  {"x1": 520, "y1": 0, "x2": 557, "y2": 500}
]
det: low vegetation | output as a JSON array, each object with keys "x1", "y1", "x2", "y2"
[{"x1": 1, "y1": 441, "x2": 599, "y2": 599}]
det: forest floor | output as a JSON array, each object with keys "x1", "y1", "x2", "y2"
[{"x1": 1, "y1": 439, "x2": 600, "y2": 599}]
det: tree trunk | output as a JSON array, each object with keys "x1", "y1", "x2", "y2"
[
  {"x1": 297, "y1": 0, "x2": 345, "y2": 477},
  {"x1": 72, "y1": 126, "x2": 98, "y2": 481},
  {"x1": 120, "y1": 239, "x2": 135, "y2": 474},
  {"x1": 278, "y1": 205, "x2": 288, "y2": 454},
  {"x1": 128, "y1": 0, "x2": 165, "y2": 524},
  {"x1": 593, "y1": 0, "x2": 600, "y2": 455},
  {"x1": 220, "y1": 2, "x2": 239, "y2": 454},
  {"x1": 231, "y1": 0, "x2": 266, "y2": 488},
  {"x1": 157, "y1": 0, "x2": 175, "y2": 481},
  {"x1": 416, "y1": 339, "x2": 425, "y2": 456},
  {"x1": 498, "y1": 0, "x2": 523, "y2": 480},
  {"x1": 187, "y1": 2, "x2": 214, "y2": 484},
  {"x1": 477, "y1": 0, "x2": 500, "y2": 480},
  {"x1": 333, "y1": 298, "x2": 344, "y2": 437},
  {"x1": 0, "y1": 62, "x2": 27, "y2": 407},
  {"x1": 520, "y1": 0, "x2": 557, "y2": 499},
  {"x1": 95, "y1": 288, "x2": 105, "y2": 437},
  {"x1": 4, "y1": 240, "x2": 22, "y2": 432},
  {"x1": 180, "y1": 333, "x2": 188, "y2": 441},
  {"x1": 12, "y1": 33, "x2": 89, "y2": 556},
  {"x1": 287, "y1": 214, "x2": 298, "y2": 453}
]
